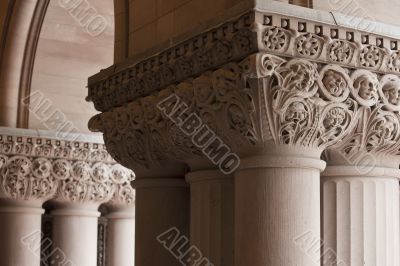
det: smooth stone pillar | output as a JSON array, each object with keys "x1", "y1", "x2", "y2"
[
  {"x1": 235, "y1": 154, "x2": 326, "y2": 266},
  {"x1": 0, "y1": 201, "x2": 44, "y2": 266},
  {"x1": 186, "y1": 169, "x2": 234, "y2": 266},
  {"x1": 134, "y1": 178, "x2": 189, "y2": 266},
  {"x1": 51, "y1": 204, "x2": 100, "y2": 266},
  {"x1": 106, "y1": 207, "x2": 135, "y2": 266},
  {"x1": 322, "y1": 166, "x2": 400, "y2": 266}
]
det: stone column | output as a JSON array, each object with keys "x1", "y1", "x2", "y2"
[
  {"x1": 87, "y1": 7, "x2": 400, "y2": 265},
  {"x1": 186, "y1": 169, "x2": 234, "y2": 266},
  {"x1": 0, "y1": 155, "x2": 57, "y2": 266},
  {"x1": 133, "y1": 177, "x2": 190, "y2": 266},
  {"x1": 51, "y1": 204, "x2": 100, "y2": 266},
  {"x1": 322, "y1": 164, "x2": 400, "y2": 266},
  {"x1": 0, "y1": 127, "x2": 136, "y2": 265},
  {"x1": 105, "y1": 165, "x2": 136, "y2": 266},
  {"x1": 321, "y1": 70, "x2": 400, "y2": 265},
  {"x1": 88, "y1": 53, "x2": 357, "y2": 266},
  {"x1": 235, "y1": 150, "x2": 325, "y2": 266},
  {"x1": 50, "y1": 161, "x2": 116, "y2": 266}
]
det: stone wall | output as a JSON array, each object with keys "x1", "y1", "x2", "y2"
[
  {"x1": 29, "y1": 0, "x2": 114, "y2": 133},
  {"x1": 125, "y1": 0, "x2": 398, "y2": 60},
  {"x1": 313, "y1": 0, "x2": 400, "y2": 27},
  {"x1": 127, "y1": 0, "x2": 254, "y2": 57}
]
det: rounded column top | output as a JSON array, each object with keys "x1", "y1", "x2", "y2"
[
  {"x1": 185, "y1": 169, "x2": 233, "y2": 184},
  {"x1": 106, "y1": 164, "x2": 136, "y2": 209},
  {"x1": 0, "y1": 128, "x2": 136, "y2": 208}
]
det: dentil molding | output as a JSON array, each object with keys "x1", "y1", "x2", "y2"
[{"x1": 88, "y1": 10, "x2": 400, "y2": 112}]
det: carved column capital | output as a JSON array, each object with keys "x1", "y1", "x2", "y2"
[
  {"x1": 0, "y1": 128, "x2": 134, "y2": 206},
  {"x1": 53, "y1": 161, "x2": 115, "y2": 205},
  {"x1": 89, "y1": 52, "x2": 360, "y2": 170},
  {"x1": 106, "y1": 164, "x2": 135, "y2": 208},
  {"x1": 87, "y1": 8, "x2": 400, "y2": 171},
  {"x1": 0, "y1": 155, "x2": 57, "y2": 202},
  {"x1": 325, "y1": 72, "x2": 400, "y2": 168}
]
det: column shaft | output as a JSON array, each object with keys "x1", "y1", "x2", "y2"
[
  {"x1": 51, "y1": 207, "x2": 100, "y2": 266},
  {"x1": 106, "y1": 210, "x2": 135, "y2": 266},
  {"x1": 134, "y1": 178, "x2": 189, "y2": 266},
  {"x1": 0, "y1": 205, "x2": 44, "y2": 266},
  {"x1": 322, "y1": 166, "x2": 400, "y2": 266},
  {"x1": 235, "y1": 155, "x2": 325, "y2": 266},
  {"x1": 186, "y1": 170, "x2": 234, "y2": 266}
]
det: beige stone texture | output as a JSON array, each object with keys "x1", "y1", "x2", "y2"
[
  {"x1": 29, "y1": 0, "x2": 114, "y2": 133},
  {"x1": 0, "y1": 0, "x2": 37, "y2": 127},
  {"x1": 314, "y1": 0, "x2": 400, "y2": 27},
  {"x1": 128, "y1": 0, "x2": 254, "y2": 57}
]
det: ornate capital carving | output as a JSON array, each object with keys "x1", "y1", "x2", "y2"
[
  {"x1": 325, "y1": 73, "x2": 400, "y2": 167},
  {"x1": 243, "y1": 54, "x2": 358, "y2": 151},
  {"x1": 87, "y1": 9, "x2": 400, "y2": 169},
  {"x1": 106, "y1": 164, "x2": 135, "y2": 207},
  {"x1": 53, "y1": 161, "x2": 115, "y2": 205},
  {"x1": 0, "y1": 155, "x2": 57, "y2": 201},
  {"x1": 0, "y1": 129, "x2": 135, "y2": 204},
  {"x1": 88, "y1": 53, "x2": 362, "y2": 168}
]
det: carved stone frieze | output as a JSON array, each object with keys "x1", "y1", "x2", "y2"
[
  {"x1": 0, "y1": 129, "x2": 135, "y2": 204},
  {"x1": 87, "y1": 11, "x2": 400, "y2": 113}
]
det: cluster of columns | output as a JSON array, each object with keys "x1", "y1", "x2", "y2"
[
  {"x1": 129, "y1": 153, "x2": 399, "y2": 266},
  {"x1": 86, "y1": 6, "x2": 400, "y2": 266},
  {"x1": 88, "y1": 56, "x2": 400, "y2": 266},
  {"x1": 0, "y1": 129, "x2": 136, "y2": 266}
]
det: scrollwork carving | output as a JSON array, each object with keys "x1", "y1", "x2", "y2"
[
  {"x1": 107, "y1": 164, "x2": 135, "y2": 206},
  {"x1": 263, "y1": 26, "x2": 292, "y2": 53},
  {"x1": 256, "y1": 55, "x2": 357, "y2": 150},
  {"x1": 54, "y1": 161, "x2": 115, "y2": 204},
  {"x1": 91, "y1": 53, "x2": 374, "y2": 167},
  {"x1": 295, "y1": 33, "x2": 325, "y2": 59},
  {"x1": 328, "y1": 40, "x2": 356, "y2": 64},
  {"x1": 359, "y1": 45, "x2": 386, "y2": 69},
  {"x1": 89, "y1": 49, "x2": 400, "y2": 171},
  {"x1": 327, "y1": 72, "x2": 400, "y2": 165},
  {"x1": 0, "y1": 156, "x2": 57, "y2": 201}
]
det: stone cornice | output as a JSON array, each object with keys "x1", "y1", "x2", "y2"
[
  {"x1": 0, "y1": 128, "x2": 113, "y2": 163},
  {"x1": 87, "y1": 8, "x2": 400, "y2": 113},
  {"x1": 87, "y1": 11, "x2": 257, "y2": 112},
  {"x1": 0, "y1": 128, "x2": 135, "y2": 205}
]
